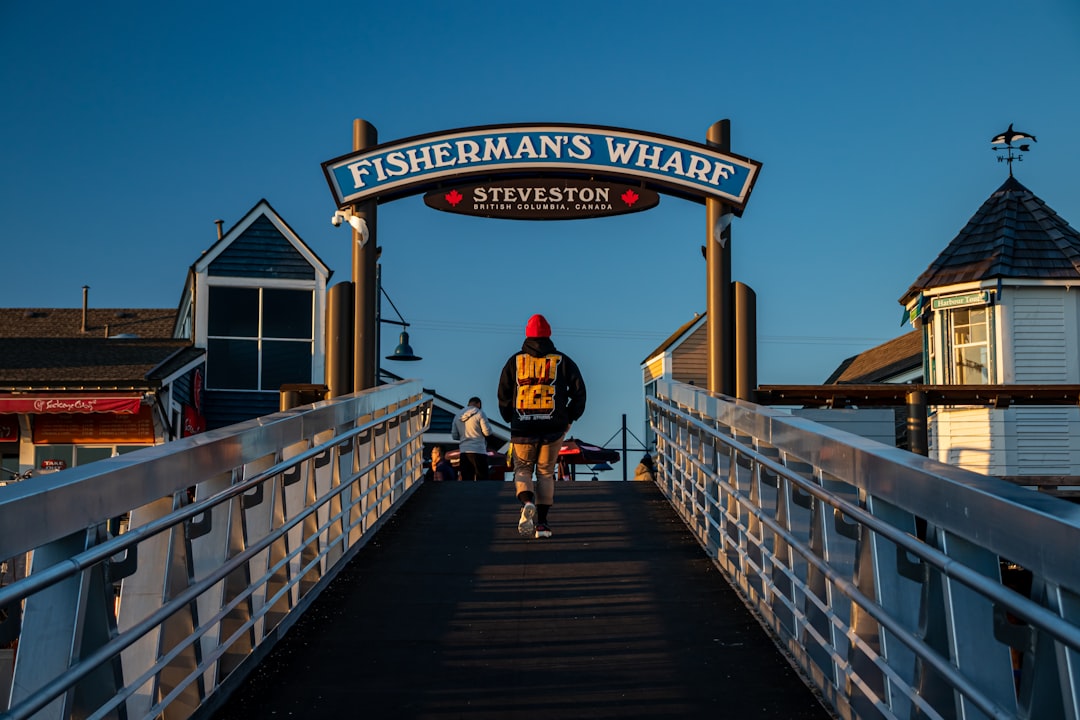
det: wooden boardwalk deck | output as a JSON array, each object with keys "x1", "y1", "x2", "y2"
[{"x1": 207, "y1": 480, "x2": 831, "y2": 720}]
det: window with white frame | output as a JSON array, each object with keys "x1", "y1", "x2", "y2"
[
  {"x1": 945, "y1": 305, "x2": 993, "y2": 384},
  {"x1": 206, "y1": 286, "x2": 313, "y2": 391}
]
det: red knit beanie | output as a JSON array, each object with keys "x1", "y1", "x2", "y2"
[{"x1": 525, "y1": 314, "x2": 551, "y2": 338}]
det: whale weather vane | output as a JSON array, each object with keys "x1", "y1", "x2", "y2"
[{"x1": 991, "y1": 123, "x2": 1036, "y2": 176}]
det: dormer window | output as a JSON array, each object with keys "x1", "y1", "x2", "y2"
[{"x1": 206, "y1": 286, "x2": 313, "y2": 391}]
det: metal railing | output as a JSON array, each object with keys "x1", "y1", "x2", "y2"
[
  {"x1": 648, "y1": 379, "x2": 1080, "y2": 720},
  {"x1": 0, "y1": 380, "x2": 430, "y2": 720}
]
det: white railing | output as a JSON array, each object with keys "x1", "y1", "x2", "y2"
[
  {"x1": 649, "y1": 379, "x2": 1080, "y2": 720},
  {"x1": 0, "y1": 381, "x2": 430, "y2": 720}
]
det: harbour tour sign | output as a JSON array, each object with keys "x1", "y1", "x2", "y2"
[{"x1": 322, "y1": 123, "x2": 761, "y2": 213}]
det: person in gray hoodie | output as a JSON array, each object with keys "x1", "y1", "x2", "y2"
[{"x1": 452, "y1": 397, "x2": 493, "y2": 481}]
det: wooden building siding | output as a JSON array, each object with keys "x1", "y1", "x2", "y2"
[
  {"x1": 671, "y1": 324, "x2": 708, "y2": 386},
  {"x1": 172, "y1": 367, "x2": 194, "y2": 407},
  {"x1": 1013, "y1": 406, "x2": 1076, "y2": 475},
  {"x1": 203, "y1": 390, "x2": 280, "y2": 432},
  {"x1": 931, "y1": 406, "x2": 1080, "y2": 476},
  {"x1": 1009, "y1": 290, "x2": 1069, "y2": 383},
  {"x1": 643, "y1": 356, "x2": 665, "y2": 384},
  {"x1": 791, "y1": 408, "x2": 897, "y2": 446},
  {"x1": 208, "y1": 216, "x2": 316, "y2": 280},
  {"x1": 931, "y1": 408, "x2": 999, "y2": 474}
]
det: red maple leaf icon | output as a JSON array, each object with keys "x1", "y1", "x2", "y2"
[
  {"x1": 445, "y1": 189, "x2": 464, "y2": 207},
  {"x1": 621, "y1": 189, "x2": 639, "y2": 206}
]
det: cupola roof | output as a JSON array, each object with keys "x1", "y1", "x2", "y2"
[{"x1": 900, "y1": 176, "x2": 1080, "y2": 305}]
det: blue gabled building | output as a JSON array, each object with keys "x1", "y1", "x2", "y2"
[{"x1": 174, "y1": 199, "x2": 331, "y2": 430}]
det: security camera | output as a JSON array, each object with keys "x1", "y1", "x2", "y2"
[{"x1": 331, "y1": 209, "x2": 370, "y2": 245}]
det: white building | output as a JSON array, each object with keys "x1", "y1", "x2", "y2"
[
  {"x1": 643, "y1": 173, "x2": 1080, "y2": 496},
  {"x1": 900, "y1": 175, "x2": 1080, "y2": 485}
]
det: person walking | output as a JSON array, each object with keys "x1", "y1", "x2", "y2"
[
  {"x1": 452, "y1": 396, "x2": 493, "y2": 481},
  {"x1": 497, "y1": 313, "x2": 587, "y2": 539}
]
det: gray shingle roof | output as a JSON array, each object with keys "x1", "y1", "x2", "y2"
[
  {"x1": 0, "y1": 308, "x2": 192, "y2": 389},
  {"x1": 900, "y1": 176, "x2": 1080, "y2": 305},
  {"x1": 825, "y1": 330, "x2": 923, "y2": 384},
  {"x1": 0, "y1": 308, "x2": 177, "y2": 339}
]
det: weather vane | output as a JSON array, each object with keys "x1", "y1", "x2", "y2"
[{"x1": 991, "y1": 123, "x2": 1036, "y2": 176}]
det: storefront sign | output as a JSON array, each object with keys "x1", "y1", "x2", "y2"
[
  {"x1": 182, "y1": 404, "x2": 206, "y2": 437},
  {"x1": 192, "y1": 369, "x2": 204, "y2": 412},
  {"x1": 323, "y1": 124, "x2": 761, "y2": 211},
  {"x1": 0, "y1": 393, "x2": 143, "y2": 414},
  {"x1": 32, "y1": 406, "x2": 156, "y2": 444},
  {"x1": 423, "y1": 179, "x2": 660, "y2": 220},
  {"x1": 931, "y1": 292, "x2": 990, "y2": 310}
]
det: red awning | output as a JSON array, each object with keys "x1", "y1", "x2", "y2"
[{"x1": 0, "y1": 393, "x2": 144, "y2": 414}]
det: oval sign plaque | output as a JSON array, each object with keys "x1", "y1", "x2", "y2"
[{"x1": 424, "y1": 179, "x2": 660, "y2": 220}]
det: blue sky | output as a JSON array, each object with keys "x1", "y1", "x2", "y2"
[{"x1": 3, "y1": 1, "x2": 1079, "y2": 459}]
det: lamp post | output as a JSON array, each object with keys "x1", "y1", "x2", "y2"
[{"x1": 375, "y1": 264, "x2": 421, "y2": 384}]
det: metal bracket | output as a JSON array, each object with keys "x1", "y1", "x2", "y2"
[
  {"x1": 992, "y1": 603, "x2": 1034, "y2": 652},
  {"x1": 241, "y1": 484, "x2": 264, "y2": 509},
  {"x1": 187, "y1": 510, "x2": 213, "y2": 539},
  {"x1": 282, "y1": 465, "x2": 302, "y2": 487},
  {"x1": 833, "y1": 508, "x2": 859, "y2": 540},
  {"x1": 791, "y1": 484, "x2": 814, "y2": 509},
  {"x1": 105, "y1": 546, "x2": 138, "y2": 583},
  {"x1": 896, "y1": 546, "x2": 924, "y2": 582}
]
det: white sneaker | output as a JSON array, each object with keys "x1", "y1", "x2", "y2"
[{"x1": 518, "y1": 502, "x2": 536, "y2": 538}]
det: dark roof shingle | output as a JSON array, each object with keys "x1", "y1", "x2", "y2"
[
  {"x1": 0, "y1": 308, "x2": 192, "y2": 389},
  {"x1": 901, "y1": 176, "x2": 1080, "y2": 305},
  {"x1": 0, "y1": 308, "x2": 177, "y2": 339},
  {"x1": 826, "y1": 330, "x2": 923, "y2": 384}
]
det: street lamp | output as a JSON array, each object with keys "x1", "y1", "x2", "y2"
[{"x1": 376, "y1": 265, "x2": 421, "y2": 384}]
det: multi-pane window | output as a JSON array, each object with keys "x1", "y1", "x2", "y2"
[
  {"x1": 946, "y1": 306, "x2": 992, "y2": 384},
  {"x1": 207, "y1": 287, "x2": 313, "y2": 391}
]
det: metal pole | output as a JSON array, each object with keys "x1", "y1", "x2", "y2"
[
  {"x1": 907, "y1": 390, "x2": 929, "y2": 456},
  {"x1": 734, "y1": 281, "x2": 757, "y2": 401},
  {"x1": 706, "y1": 120, "x2": 733, "y2": 395},
  {"x1": 325, "y1": 281, "x2": 353, "y2": 398},
  {"x1": 353, "y1": 119, "x2": 378, "y2": 391},
  {"x1": 375, "y1": 264, "x2": 382, "y2": 384},
  {"x1": 622, "y1": 413, "x2": 628, "y2": 482}
]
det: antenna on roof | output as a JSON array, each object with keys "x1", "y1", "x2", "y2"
[{"x1": 990, "y1": 123, "x2": 1036, "y2": 177}]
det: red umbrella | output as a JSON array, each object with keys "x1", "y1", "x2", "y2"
[{"x1": 557, "y1": 438, "x2": 620, "y2": 465}]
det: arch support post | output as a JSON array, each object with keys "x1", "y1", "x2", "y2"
[
  {"x1": 706, "y1": 119, "x2": 733, "y2": 396},
  {"x1": 353, "y1": 119, "x2": 378, "y2": 391}
]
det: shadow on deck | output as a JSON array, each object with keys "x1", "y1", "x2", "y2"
[{"x1": 207, "y1": 480, "x2": 831, "y2": 720}]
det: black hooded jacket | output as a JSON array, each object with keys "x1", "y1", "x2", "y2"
[{"x1": 497, "y1": 336, "x2": 586, "y2": 441}]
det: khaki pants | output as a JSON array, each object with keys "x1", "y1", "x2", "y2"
[{"x1": 511, "y1": 434, "x2": 565, "y2": 505}]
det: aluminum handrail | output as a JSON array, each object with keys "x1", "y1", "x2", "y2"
[
  {"x1": 649, "y1": 378, "x2": 1080, "y2": 720},
  {"x1": 0, "y1": 380, "x2": 431, "y2": 720}
]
